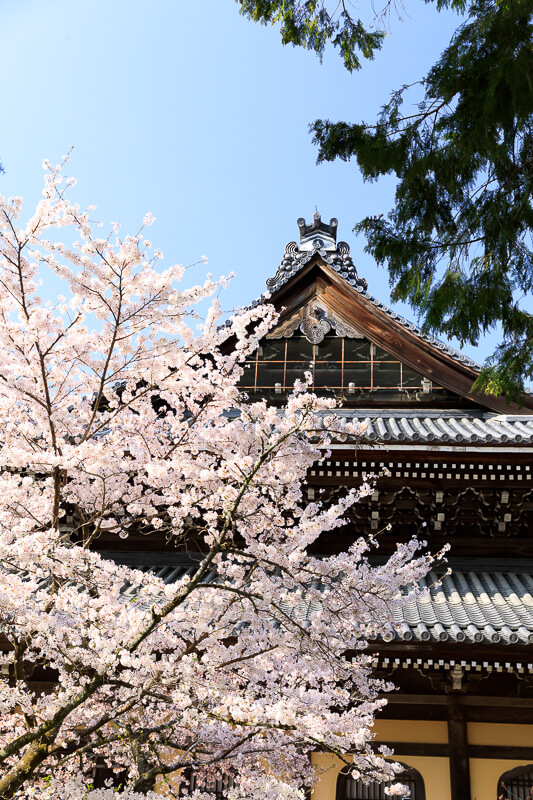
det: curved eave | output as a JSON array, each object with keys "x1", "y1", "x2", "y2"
[
  {"x1": 367, "y1": 568, "x2": 533, "y2": 647},
  {"x1": 318, "y1": 409, "x2": 533, "y2": 447}
]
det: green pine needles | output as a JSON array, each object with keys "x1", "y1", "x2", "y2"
[{"x1": 237, "y1": 1, "x2": 385, "y2": 72}]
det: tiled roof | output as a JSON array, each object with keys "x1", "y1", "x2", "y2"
[
  {"x1": 266, "y1": 239, "x2": 368, "y2": 294},
  {"x1": 119, "y1": 563, "x2": 208, "y2": 597},
  {"x1": 327, "y1": 411, "x2": 533, "y2": 445},
  {"x1": 104, "y1": 553, "x2": 533, "y2": 648},
  {"x1": 101, "y1": 553, "x2": 209, "y2": 600},
  {"x1": 265, "y1": 568, "x2": 533, "y2": 647},
  {"x1": 378, "y1": 569, "x2": 533, "y2": 645},
  {"x1": 267, "y1": 246, "x2": 478, "y2": 370}
]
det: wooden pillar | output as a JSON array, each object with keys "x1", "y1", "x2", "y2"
[{"x1": 447, "y1": 702, "x2": 471, "y2": 800}]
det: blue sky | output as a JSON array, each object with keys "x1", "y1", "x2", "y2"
[{"x1": 1, "y1": 0, "x2": 493, "y2": 363}]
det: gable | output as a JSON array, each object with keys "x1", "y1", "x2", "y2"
[
  {"x1": 239, "y1": 213, "x2": 533, "y2": 413},
  {"x1": 265, "y1": 261, "x2": 533, "y2": 414}
]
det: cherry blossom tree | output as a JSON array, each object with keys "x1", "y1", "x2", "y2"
[{"x1": 0, "y1": 161, "x2": 434, "y2": 799}]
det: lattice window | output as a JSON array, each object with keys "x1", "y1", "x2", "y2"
[
  {"x1": 336, "y1": 764, "x2": 425, "y2": 800},
  {"x1": 179, "y1": 768, "x2": 235, "y2": 799},
  {"x1": 498, "y1": 765, "x2": 533, "y2": 800},
  {"x1": 240, "y1": 333, "x2": 448, "y2": 402}
]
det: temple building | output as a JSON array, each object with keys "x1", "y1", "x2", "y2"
[
  {"x1": 105, "y1": 214, "x2": 533, "y2": 800},
  {"x1": 239, "y1": 213, "x2": 533, "y2": 800}
]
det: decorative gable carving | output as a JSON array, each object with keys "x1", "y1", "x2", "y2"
[{"x1": 267, "y1": 304, "x2": 364, "y2": 344}]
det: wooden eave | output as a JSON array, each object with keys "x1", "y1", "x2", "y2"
[{"x1": 268, "y1": 255, "x2": 533, "y2": 415}]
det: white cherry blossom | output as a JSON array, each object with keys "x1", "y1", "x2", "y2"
[{"x1": 0, "y1": 164, "x2": 437, "y2": 799}]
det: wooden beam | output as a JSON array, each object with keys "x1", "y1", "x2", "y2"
[
  {"x1": 380, "y1": 695, "x2": 533, "y2": 723},
  {"x1": 448, "y1": 703, "x2": 471, "y2": 800},
  {"x1": 374, "y1": 742, "x2": 533, "y2": 760},
  {"x1": 469, "y1": 746, "x2": 533, "y2": 760}
]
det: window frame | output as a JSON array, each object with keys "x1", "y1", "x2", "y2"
[
  {"x1": 497, "y1": 764, "x2": 533, "y2": 800},
  {"x1": 336, "y1": 762, "x2": 426, "y2": 800},
  {"x1": 242, "y1": 333, "x2": 436, "y2": 398}
]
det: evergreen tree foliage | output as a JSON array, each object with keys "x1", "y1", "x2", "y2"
[
  {"x1": 237, "y1": 0, "x2": 533, "y2": 403},
  {"x1": 236, "y1": 0, "x2": 385, "y2": 72}
]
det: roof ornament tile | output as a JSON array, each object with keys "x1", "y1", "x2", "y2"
[
  {"x1": 266, "y1": 212, "x2": 368, "y2": 293},
  {"x1": 297, "y1": 213, "x2": 338, "y2": 251}
]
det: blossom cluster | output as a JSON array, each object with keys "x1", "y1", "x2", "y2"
[{"x1": 0, "y1": 164, "x2": 433, "y2": 799}]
